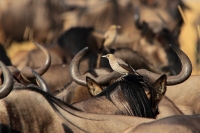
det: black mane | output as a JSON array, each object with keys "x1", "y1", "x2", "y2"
[{"x1": 97, "y1": 74, "x2": 156, "y2": 118}]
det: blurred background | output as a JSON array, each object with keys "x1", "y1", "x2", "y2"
[
  {"x1": 0, "y1": 0, "x2": 200, "y2": 78},
  {"x1": 179, "y1": 0, "x2": 200, "y2": 75}
]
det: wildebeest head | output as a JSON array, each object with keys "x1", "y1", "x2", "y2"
[
  {"x1": 65, "y1": 44, "x2": 191, "y2": 117},
  {"x1": 77, "y1": 73, "x2": 167, "y2": 118},
  {"x1": 67, "y1": 46, "x2": 169, "y2": 118}
]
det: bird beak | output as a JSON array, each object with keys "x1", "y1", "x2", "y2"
[{"x1": 102, "y1": 55, "x2": 107, "y2": 58}]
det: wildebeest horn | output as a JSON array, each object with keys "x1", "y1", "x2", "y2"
[
  {"x1": 70, "y1": 47, "x2": 122, "y2": 86},
  {"x1": 136, "y1": 44, "x2": 192, "y2": 85},
  {"x1": 32, "y1": 70, "x2": 49, "y2": 93},
  {"x1": 20, "y1": 42, "x2": 51, "y2": 82},
  {"x1": 70, "y1": 44, "x2": 192, "y2": 86},
  {"x1": 0, "y1": 61, "x2": 14, "y2": 99}
]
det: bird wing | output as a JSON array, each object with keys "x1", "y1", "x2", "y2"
[{"x1": 117, "y1": 59, "x2": 134, "y2": 72}]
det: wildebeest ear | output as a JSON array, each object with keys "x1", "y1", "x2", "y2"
[
  {"x1": 86, "y1": 76, "x2": 103, "y2": 96},
  {"x1": 151, "y1": 74, "x2": 167, "y2": 116},
  {"x1": 152, "y1": 74, "x2": 167, "y2": 102}
]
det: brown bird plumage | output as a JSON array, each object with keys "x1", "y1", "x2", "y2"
[
  {"x1": 103, "y1": 25, "x2": 121, "y2": 48},
  {"x1": 102, "y1": 54, "x2": 135, "y2": 75}
]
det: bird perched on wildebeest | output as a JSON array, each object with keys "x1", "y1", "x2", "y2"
[
  {"x1": 102, "y1": 54, "x2": 136, "y2": 75},
  {"x1": 103, "y1": 25, "x2": 121, "y2": 49}
]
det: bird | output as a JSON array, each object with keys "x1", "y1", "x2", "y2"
[
  {"x1": 103, "y1": 25, "x2": 121, "y2": 49},
  {"x1": 102, "y1": 54, "x2": 135, "y2": 75},
  {"x1": 96, "y1": 25, "x2": 121, "y2": 68}
]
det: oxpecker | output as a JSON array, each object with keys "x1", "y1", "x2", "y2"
[
  {"x1": 102, "y1": 54, "x2": 135, "y2": 75},
  {"x1": 103, "y1": 25, "x2": 121, "y2": 48}
]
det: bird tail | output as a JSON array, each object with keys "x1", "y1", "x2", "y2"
[{"x1": 129, "y1": 66, "x2": 140, "y2": 76}]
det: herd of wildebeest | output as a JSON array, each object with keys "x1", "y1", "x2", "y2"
[{"x1": 0, "y1": 0, "x2": 200, "y2": 133}]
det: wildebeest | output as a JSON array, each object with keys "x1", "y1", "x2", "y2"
[{"x1": 0, "y1": 0, "x2": 73, "y2": 45}]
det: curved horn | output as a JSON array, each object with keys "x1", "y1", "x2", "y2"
[
  {"x1": 32, "y1": 70, "x2": 49, "y2": 93},
  {"x1": 136, "y1": 44, "x2": 192, "y2": 85},
  {"x1": 0, "y1": 61, "x2": 14, "y2": 99},
  {"x1": 21, "y1": 42, "x2": 51, "y2": 82},
  {"x1": 70, "y1": 47, "x2": 122, "y2": 86}
]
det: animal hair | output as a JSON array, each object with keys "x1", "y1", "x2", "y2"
[{"x1": 97, "y1": 74, "x2": 156, "y2": 118}]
